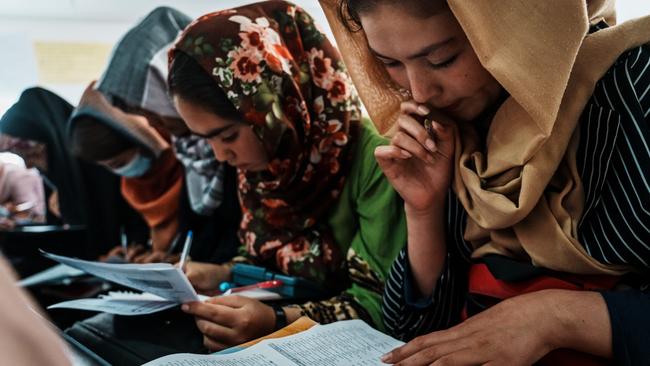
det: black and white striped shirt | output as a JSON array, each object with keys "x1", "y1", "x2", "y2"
[{"x1": 382, "y1": 43, "x2": 650, "y2": 360}]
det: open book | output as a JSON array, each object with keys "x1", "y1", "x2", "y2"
[
  {"x1": 143, "y1": 319, "x2": 404, "y2": 366},
  {"x1": 41, "y1": 251, "x2": 281, "y2": 315}
]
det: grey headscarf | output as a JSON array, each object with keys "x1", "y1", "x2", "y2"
[
  {"x1": 96, "y1": 6, "x2": 189, "y2": 117},
  {"x1": 96, "y1": 6, "x2": 225, "y2": 215}
]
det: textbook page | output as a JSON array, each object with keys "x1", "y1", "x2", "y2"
[
  {"x1": 41, "y1": 251, "x2": 199, "y2": 303},
  {"x1": 143, "y1": 319, "x2": 404, "y2": 366}
]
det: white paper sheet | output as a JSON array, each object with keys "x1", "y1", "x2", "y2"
[
  {"x1": 18, "y1": 263, "x2": 86, "y2": 287},
  {"x1": 42, "y1": 251, "x2": 199, "y2": 303},
  {"x1": 48, "y1": 288, "x2": 283, "y2": 315},
  {"x1": 49, "y1": 293, "x2": 178, "y2": 315},
  {"x1": 143, "y1": 319, "x2": 404, "y2": 366}
]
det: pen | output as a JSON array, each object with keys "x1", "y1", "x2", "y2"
[
  {"x1": 178, "y1": 230, "x2": 193, "y2": 271},
  {"x1": 120, "y1": 227, "x2": 128, "y2": 257},
  {"x1": 223, "y1": 280, "x2": 284, "y2": 295}
]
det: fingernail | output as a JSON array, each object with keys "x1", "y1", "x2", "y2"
[
  {"x1": 381, "y1": 353, "x2": 392, "y2": 363},
  {"x1": 401, "y1": 150, "x2": 412, "y2": 158},
  {"x1": 425, "y1": 139, "x2": 436, "y2": 152},
  {"x1": 181, "y1": 304, "x2": 189, "y2": 312},
  {"x1": 417, "y1": 105, "x2": 430, "y2": 115}
]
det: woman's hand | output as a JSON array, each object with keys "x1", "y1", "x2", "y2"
[
  {"x1": 381, "y1": 290, "x2": 612, "y2": 366},
  {"x1": 181, "y1": 296, "x2": 276, "y2": 351},
  {"x1": 375, "y1": 101, "x2": 455, "y2": 214},
  {"x1": 184, "y1": 262, "x2": 231, "y2": 294},
  {"x1": 99, "y1": 245, "x2": 179, "y2": 263}
]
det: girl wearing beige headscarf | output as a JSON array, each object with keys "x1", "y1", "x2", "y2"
[{"x1": 320, "y1": 0, "x2": 650, "y2": 365}]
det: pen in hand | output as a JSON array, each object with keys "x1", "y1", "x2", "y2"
[
  {"x1": 178, "y1": 230, "x2": 193, "y2": 272},
  {"x1": 222, "y1": 280, "x2": 284, "y2": 295}
]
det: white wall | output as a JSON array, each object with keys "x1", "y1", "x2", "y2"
[{"x1": 0, "y1": 1, "x2": 649, "y2": 115}]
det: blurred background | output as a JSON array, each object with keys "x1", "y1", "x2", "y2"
[{"x1": 0, "y1": 1, "x2": 649, "y2": 116}]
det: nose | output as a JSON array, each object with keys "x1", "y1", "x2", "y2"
[
  {"x1": 406, "y1": 66, "x2": 443, "y2": 105},
  {"x1": 208, "y1": 141, "x2": 234, "y2": 164}
]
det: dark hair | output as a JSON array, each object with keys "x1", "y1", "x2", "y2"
[
  {"x1": 70, "y1": 117, "x2": 134, "y2": 162},
  {"x1": 338, "y1": 0, "x2": 448, "y2": 32},
  {"x1": 168, "y1": 51, "x2": 240, "y2": 120}
]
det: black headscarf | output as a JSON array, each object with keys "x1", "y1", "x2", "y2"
[{"x1": 0, "y1": 87, "x2": 146, "y2": 257}]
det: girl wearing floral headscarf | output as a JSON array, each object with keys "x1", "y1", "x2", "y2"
[{"x1": 168, "y1": 0, "x2": 406, "y2": 349}]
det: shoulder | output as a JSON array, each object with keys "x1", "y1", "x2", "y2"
[
  {"x1": 590, "y1": 43, "x2": 650, "y2": 116},
  {"x1": 345, "y1": 118, "x2": 388, "y2": 192}
]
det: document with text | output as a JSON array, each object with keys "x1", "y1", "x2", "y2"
[{"x1": 143, "y1": 319, "x2": 404, "y2": 366}]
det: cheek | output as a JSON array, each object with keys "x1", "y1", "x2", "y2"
[{"x1": 385, "y1": 68, "x2": 409, "y2": 91}]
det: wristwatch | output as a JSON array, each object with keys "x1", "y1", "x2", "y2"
[{"x1": 271, "y1": 304, "x2": 287, "y2": 331}]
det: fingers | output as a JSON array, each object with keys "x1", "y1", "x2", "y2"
[
  {"x1": 382, "y1": 333, "x2": 440, "y2": 364},
  {"x1": 383, "y1": 330, "x2": 480, "y2": 366},
  {"x1": 134, "y1": 251, "x2": 166, "y2": 264},
  {"x1": 126, "y1": 244, "x2": 147, "y2": 262},
  {"x1": 205, "y1": 295, "x2": 248, "y2": 308},
  {"x1": 392, "y1": 129, "x2": 436, "y2": 165},
  {"x1": 202, "y1": 335, "x2": 230, "y2": 352},
  {"x1": 400, "y1": 100, "x2": 430, "y2": 116},
  {"x1": 375, "y1": 145, "x2": 411, "y2": 162},
  {"x1": 182, "y1": 301, "x2": 238, "y2": 328},
  {"x1": 194, "y1": 319, "x2": 237, "y2": 350}
]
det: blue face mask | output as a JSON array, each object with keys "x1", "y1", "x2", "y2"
[{"x1": 111, "y1": 153, "x2": 152, "y2": 178}]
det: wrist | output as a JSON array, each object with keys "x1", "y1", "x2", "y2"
[
  {"x1": 270, "y1": 304, "x2": 288, "y2": 331},
  {"x1": 405, "y1": 200, "x2": 444, "y2": 219}
]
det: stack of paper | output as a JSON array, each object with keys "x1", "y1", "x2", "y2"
[{"x1": 41, "y1": 251, "x2": 281, "y2": 315}]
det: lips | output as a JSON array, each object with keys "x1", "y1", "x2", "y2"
[{"x1": 441, "y1": 100, "x2": 462, "y2": 112}]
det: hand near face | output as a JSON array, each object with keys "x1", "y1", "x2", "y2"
[
  {"x1": 181, "y1": 295, "x2": 276, "y2": 351},
  {"x1": 375, "y1": 101, "x2": 455, "y2": 213}
]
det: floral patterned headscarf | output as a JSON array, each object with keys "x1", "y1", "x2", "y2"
[{"x1": 170, "y1": 0, "x2": 361, "y2": 284}]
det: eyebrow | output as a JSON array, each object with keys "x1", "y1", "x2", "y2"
[
  {"x1": 192, "y1": 123, "x2": 235, "y2": 139},
  {"x1": 370, "y1": 38, "x2": 455, "y2": 61}
]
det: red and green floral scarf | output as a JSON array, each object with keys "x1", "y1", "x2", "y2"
[{"x1": 170, "y1": 1, "x2": 362, "y2": 285}]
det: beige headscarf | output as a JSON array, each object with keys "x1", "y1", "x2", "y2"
[{"x1": 320, "y1": 0, "x2": 650, "y2": 275}]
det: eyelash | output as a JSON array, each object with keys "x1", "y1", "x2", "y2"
[
  {"x1": 381, "y1": 54, "x2": 459, "y2": 70},
  {"x1": 221, "y1": 132, "x2": 239, "y2": 143},
  {"x1": 429, "y1": 54, "x2": 458, "y2": 69}
]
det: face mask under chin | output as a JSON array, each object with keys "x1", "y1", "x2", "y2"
[{"x1": 111, "y1": 152, "x2": 153, "y2": 178}]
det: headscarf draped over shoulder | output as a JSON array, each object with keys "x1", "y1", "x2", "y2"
[
  {"x1": 320, "y1": 0, "x2": 650, "y2": 275},
  {"x1": 170, "y1": 0, "x2": 362, "y2": 285}
]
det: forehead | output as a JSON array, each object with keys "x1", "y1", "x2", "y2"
[
  {"x1": 360, "y1": 5, "x2": 462, "y2": 58},
  {"x1": 174, "y1": 95, "x2": 235, "y2": 134}
]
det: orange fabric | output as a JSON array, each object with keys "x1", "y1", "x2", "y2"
[{"x1": 121, "y1": 148, "x2": 183, "y2": 250}]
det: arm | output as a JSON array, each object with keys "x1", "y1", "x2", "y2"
[
  {"x1": 375, "y1": 101, "x2": 455, "y2": 298},
  {"x1": 382, "y1": 289, "x2": 614, "y2": 365}
]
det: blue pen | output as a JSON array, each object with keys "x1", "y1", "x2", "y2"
[{"x1": 178, "y1": 231, "x2": 194, "y2": 271}]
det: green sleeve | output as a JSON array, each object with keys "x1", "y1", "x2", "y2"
[{"x1": 317, "y1": 119, "x2": 407, "y2": 330}]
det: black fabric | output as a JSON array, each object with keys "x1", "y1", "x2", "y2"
[
  {"x1": 0, "y1": 87, "x2": 147, "y2": 258},
  {"x1": 179, "y1": 164, "x2": 241, "y2": 264},
  {"x1": 64, "y1": 309, "x2": 207, "y2": 366},
  {"x1": 481, "y1": 254, "x2": 547, "y2": 282},
  {"x1": 601, "y1": 290, "x2": 650, "y2": 366},
  {"x1": 68, "y1": 106, "x2": 157, "y2": 159}
]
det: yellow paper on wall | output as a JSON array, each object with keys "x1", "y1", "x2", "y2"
[{"x1": 33, "y1": 41, "x2": 112, "y2": 84}]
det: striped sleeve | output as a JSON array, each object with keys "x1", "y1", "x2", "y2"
[
  {"x1": 382, "y1": 193, "x2": 472, "y2": 341},
  {"x1": 577, "y1": 44, "x2": 650, "y2": 269},
  {"x1": 577, "y1": 44, "x2": 650, "y2": 366}
]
